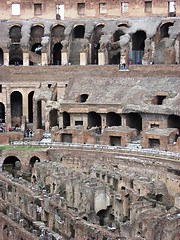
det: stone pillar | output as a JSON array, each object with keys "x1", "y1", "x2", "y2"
[
  {"x1": 61, "y1": 50, "x2": 68, "y2": 65},
  {"x1": 41, "y1": 52, "x2": 48, "y2": 66},
  {"x1": 121, "y1": 115, "x2": 127, "y2": 127},
  {"x1": 6, "y1": 85, "x2": 11, "y2": 129},
  {"x1": 21, "y1": 116, "x2": 26, "y2": 132},
  {"x1": 59, "y1": 113, "x2": 63, "y2": 129},
  {"x1": 23, "y1": 52, "x2": 29, "y2": 66},
  {"x1": 142, "y1": 38, "x2": 152, "y2": 65},
  {"x1": 4, "y1": 52, "x2": 9, "y2": 66},
  {"x1": 80, "y1": 51, "x2": 88, "y2": 65},
  {"x1": 175, "y1": 38, "x2": 180, "y2": 64},
  {"x1": 98, "y1": 49, "x2": 106, "y2": 65},
  {"x1": 100, "y1": 114, "x2": 107, "y2": 129}
]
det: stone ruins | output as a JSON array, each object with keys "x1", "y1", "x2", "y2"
[{"x1": 0, "y1": 0, "x2": 180, "y2": 240}]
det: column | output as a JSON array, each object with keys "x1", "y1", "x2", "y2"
[
  {"x1": 4, "y1": 52, "x2": 9, "y2": 66},
  {"x1": 6, "y1": 85, "x2": 11, "y2": 129},
  {"x1": 98, "y1": 49, "x2": 106, "y2": 65},
  {"x1": 41, "y1": 52, "x2": 48, "y2": 66},
  {"x1": 61, "y1": 49, "x2": 68, "y2": 65},
  {"x1": 23, "y1": 52, "x2": 29, "y2": 66}
]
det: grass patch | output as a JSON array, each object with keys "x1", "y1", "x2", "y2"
[{"x1": 0, "y1": 145, "x2": 45, "y2": 152}]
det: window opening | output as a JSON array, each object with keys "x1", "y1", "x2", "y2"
[
  {"x1": 145, "y1": 1, "x2": 152, "y2": 13},
  {"x1": 0, "y1": 85, "x2": 2, "y2": 93},
  {"x1": 151, "y1": 95, "x2": 167, "y2": 105},
  {"x1": 12, "y1": 4, "x2": 20, "y2": 16},
  {"x1": 168, "y1": 1, "x2": 176, "y2": 17},
  {"x1": 34, "y1": 3, "x2": 42, "y2": 15},
  {"x1": 121, "y1": 2, "x2": 128, "y2": 13},
  {"x1": 77, "y1": 3, "x2": 85, "y2": 15},
  {"x1": 99, "y1": 3, "x2": 107, "y2": 14},
  {"x1": 56, "y1": 4, "x2": 64, "y2": 20}
]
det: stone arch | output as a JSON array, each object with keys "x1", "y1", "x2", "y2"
[
  {"x1": 88, "y1": 111, "x2": 101, "y2": 128},
  {"x1": 0, "y1": 48, "x2": 4, "y2": 65},
  {"x1": 106, "y1": 112, "x2": 121, "y2": 126},
  {"x1": 49, "y1": 109, "x2": 59, "y2": 128},
  {"x1": 109, "y1": 29, "x2": 125, "y2": 64},
  {"x1": 0, "y1": 102, "x2": 5, "y2": 123},
  {"x1": 10, "y1": 91, "x2": 23, "y2": 127},
  {"x1": 130, "y1": 30, "x2": 147, "y2": 64},
  {"x1": 160, "y1": 22, "x2": 174, "y2": 41},
  {"x1": 73, "y1": 25, "x2": 85, "y2": 38},
  {"x1": 51, "y1": 24, "x2": 65, "y2": 65},
  {"x1": 168, "y1": 114, "x2": 180, "y2": 132},
  {"x1": 29, "y1": 25, "x2": 44, "y2": 65},
  {"x1": 63, "y1": 111, "x2": 70, "y2": 128},
  {"x1": 37, "y1": 99, "x2": 46, "y2": 129},
  {"x1": 28, "y1": 91, "x2": 34, "y2": 124},
  {"x1": 2, "y1": 156, "x2": 21, "y2": 175},
  {"x1": 9, "y1": 25, "x2": 22, "y2": 43},
  {"x1": 29, "y1": 156, "x2": 40, "y2": 167},
  {"x1": 51, "y1": 24, "x2": 65, "y2": 43},
  {"x1": 91, "y1": 24, "x2": 105, "y2": 64},
  {"x1": 126, "y1": 112, "x2": 142, "y2": 133}
]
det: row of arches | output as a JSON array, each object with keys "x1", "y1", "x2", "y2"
[{"x1": 0, "y1": 21, "x2": 177, "y2": 66}]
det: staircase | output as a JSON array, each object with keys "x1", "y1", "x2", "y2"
[
  {"x1": 69, "y1": 39, "x2": 82, "y2": 65},
  {"x1": 29, "y1": 51, "x2": 41, "y2": 65},
  {"x1": 126, "y1": 139, "x2": 142, "y2": 150}
]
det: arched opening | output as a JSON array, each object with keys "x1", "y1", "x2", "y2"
[
  {"x1": 28, "y1": 91, "x2": 34, "y2": 124},
  {"x1": 29, "y1": 156, "x2": 40, "y2": 168},
  {"x1": 106, "y1": 112, "x2": 121, "y2": 126},
  {"x1": 51, "y1": 25, "x2": 65, "y2": 65},
  {"x1": 91, "y1": 24, "x2": 104, "y2": 64},
  {"x1": 29, "y1": 25, "x2": 44, "y2": 65},
  {"x1": 0, "y1": 102, "x2": 5, "y2": 123},
  {"x1": 73, "y1": 25, "x2": 85, "y2": 38},
  {"x1": 49, "y1": 109, "x2": 58, "y2": 128},
  {"x1": 160, "y1": 22, "x2": 174, "y2": 40},
  {"x1": 53, "y1": 42, "x2": 62, "y2": 65},
  {"x1": 168, "y1": 115, "x2": 180, "y2": 132},
  {"x1": 76, "y1": 94, "x2": 89, "y2": 103},
  {"x1": 2, "y1": 156, "x2": 21, "y2": 175},
  {"x1": 9, "y1": 25, "x2": 22, "y2": 43},
  {"x1": 88, "y1": 112, "x2": 101, "y2": 128},
  {"x1": 63, "y1": 111, "x2": 70, "y2": 128},
  {"x1": 97, "y1": 206, "x2": 114, "y2": 227},
  {"x1": 109, "y1": 29, "x2": 125, "y2": 64},
  {"x1": 130, "y1": 30, "x2": 146, "y2": 64},
  {"x1": 127, "y1": 112, "x2": 142, "y2": 133},
  {"x1": 37, "y1": 100, "x2": 46, "y2": 130},
  {"x1": 9, "y1": 45, "x2": 23, "y2": 65},
  {"x1": 10, "y1": 91, "x2": 23, "y2": 127},
  {"x1": 0, "y1": 48, "x2": 4, "y2": 65}
]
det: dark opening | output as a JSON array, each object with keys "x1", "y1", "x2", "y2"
[
  {"x1": 79, "y1": 94, "x2": 89, "y2": 103},
  {"x1": 151, "y1": 95, "x2": 167, "y2": 105},
  {"x1": 168, "y1": 115, "x2": 180, "y2": 132},
  {"x1": 73, "y1": 25, "x2": 85, "y2": 38},
  {"x1": 29, "y1": 156, "x2": 40, "y2": 167},
  {"x1": 160, "y1": 22, "x2": 174, "y2": 40},
  {"x1": 2, "y1": 156, "x2": 21, "y2": 174},
  {"x1": 62, "y1": 133, "x2": 72, "y2": 143},
  {"x1": 91, "y1": 24, "x2": 104, "y2": 64},
  {"x1": 63, "y1": 112, "x2": 70, "y2": 128},
  {"x1": 156, "y1": 194, "x2": 163, "y2": 202},
  {"x1": 0, "y1": 48, "x2": 4, "y2": 65},
  {"x1": 110, "y1": 136, "x2": 121, "y2": 146},
  {"x1": 106, "y1": 112, "x2": 121, "y2": 126},
  {"x1": 28, "y1": 91, "x2": 34, "y2": 123},
  {"x1": 127, "y1": 112, "x2": 142, "y2": 132},
  {"x1": 149, "y1": 138, "x2": 160, "y2": 149},
  {"x1": 53, "y1": 42, "x2": 62, "y2": 65},
  {"x1": 88, "y1": 112, "x2": 101, "y2": 128},
  {"x1": 49, "y1": 109, "x2": 58, "y2": 128},
  {"x1": 0, "y1": 102, "x2": 5, "y2": 123},
  {"x1": 10, "y1": 91, "x2": 22, "y2": 127},
  {"x1": 75, "y1": 121, "x2": 83, "y2": 126}
]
